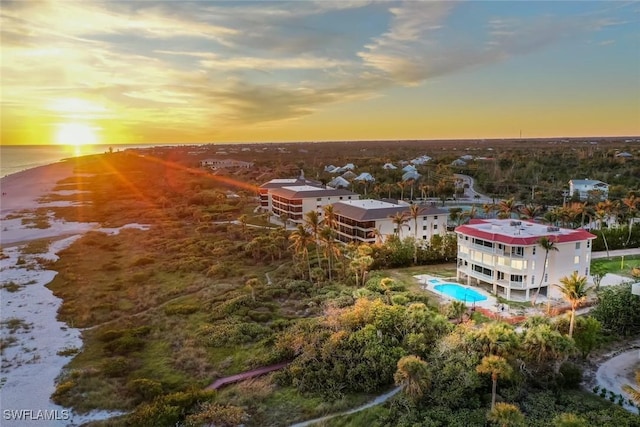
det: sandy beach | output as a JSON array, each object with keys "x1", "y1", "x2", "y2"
[{"x1": 0, "y1": 161, "x2": 125, "y2": 426}]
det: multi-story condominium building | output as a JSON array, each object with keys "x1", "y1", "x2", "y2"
[
  {"x1": 266, "y1": 185, "x2": 359, "y2": 224},
  {"x1": 331, "y1": 200, "x2": 448, "y2": 244},
  {"x1": 455, "y1": 219, "x2": 596, "y2": 301},
  {"x1": 568, "y1": 179, "x2": 609, "y2": 201},
  {"x1": 258, "y1": 177, "x2": 321, "y2": 210}
]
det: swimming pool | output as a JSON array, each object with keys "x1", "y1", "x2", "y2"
[{"x1": 432, "y1": 282, "x2": 487, "y2": 303}]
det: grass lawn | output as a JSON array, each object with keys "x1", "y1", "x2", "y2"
[{"x1": 592, "y1": 254, "x2": 640, "y2": 277}]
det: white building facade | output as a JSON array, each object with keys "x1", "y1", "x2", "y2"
[
  {"x1": 455, "y1": 219, "x2": 596, "y2": 301},
  {"x1": 331, "y1": 200, "x2": 448, "y2": 244},
  {"x1": 267, "y1": 185, "x2": 359, "y2": 224},
  {"x1": 569, "y1": 179, "x2": 609, "y2": 201}
]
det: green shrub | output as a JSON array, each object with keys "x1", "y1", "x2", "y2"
[
  {"x1": 127, "y1": 378, "x2": 163, "y2": 401},
  {"x1": 558, "y1": 362, "x2": 583, "y2": 389},
  {"x1": 164, "y1": 304, "x2": 199, "y2": 316},
  {"x1": 52, "y1": 380, "x2": 76, "y2": 402},
  {"x1": 101, "y1": 356, "x2": 130, "y2": 377}
]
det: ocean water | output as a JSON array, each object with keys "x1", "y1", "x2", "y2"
[{"x1": 0, "y1": 144, "x2": 171, "y2": 177}]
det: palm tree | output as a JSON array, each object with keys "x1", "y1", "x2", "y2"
[
  {"x1": 322, "y1": 204, "x2": 337, "y2": 229},
  {"x1": 476, "y1": 355, "x2": 513, "y2": 411},
  {"x1": 552, "y1": 412, "x2": 589, "y2": 427},
  {"x1": 555, "y1": 272, "x2": 592, "y2": 337},
  {"x1": 289, "y1": 225, "x2": 313, "y2": 281},
  {"x1": 594, "y1": 201, "x2": 611, "y2": 258},
  {"x1": 483, "y1": 202, "x2": 497, "y2": 219},
  {"x1": 397, "y1": 181, "x2": 406, "y2": 200},
  {"x1": 498, "y1": 198, "x2": 518, "y2": 219},
  {"x1": 622, "y1": 194, "x2": 638, "y2": 246},
  {"x1": 622, "y1": 370, "x2": 640, "y2": 405},
  {"x1": 409, "y1": 204, "x2": 423, "y2": 264},
  {"x1": 319, "y1": 226, "x2": 340, "y2": 282},
  {"x1": 531, "y1": 236, "x2": 559, "y2": 305},
  {"x1": 447, "y1": 300, "x2": 467, "y2": 323},
  {"x1": 519, "y1": 204, "x2": 541, "y2": 220},
  {"x1": 304, "y1": 210, "x2": 322, "y2": 267},
  {"x1": 487, "y1": 402, "x2": 525, "y2": 427},
  {"x1": 368, "y1": 226, "x2": 384, "y2": 245},
  {"x1": 390, "y1": 211, "x2": 409, "y2": 239},
  {"x1": 394, "y1": 355, "x2": 431, "y2": 401}
]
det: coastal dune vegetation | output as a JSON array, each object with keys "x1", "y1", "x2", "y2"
[{"x1": 11, "y1": 140, "x2": 639, "y2": 426}]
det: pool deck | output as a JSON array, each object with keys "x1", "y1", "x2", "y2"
[{"x1": 414, "y1": 274, "x2": 509, "y2": 316}]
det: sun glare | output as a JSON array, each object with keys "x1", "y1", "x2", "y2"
[{"x1": 55, "y1": 122, "x2": 99, "y2": 146}]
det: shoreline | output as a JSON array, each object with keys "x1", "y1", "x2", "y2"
[{"x1": 0, "y1": 160, "x2": 121, "y2": 426}]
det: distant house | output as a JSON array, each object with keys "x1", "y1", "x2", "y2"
[
  {"x1": 411, "y1": 155, "x2": 432, "y2": 165},
  {"x1": 402, "y1": 165, "x2": 417, "y2": 173},
  {"x1": 341, "y1": 170, "x2": 357, "y2": 180},
  {"x1": 455, "y1": 219, "x2": 596, "y2": 301},
  {"x1": 328, "y1": 176, "x2": 350, "y2": 189},
  {"x1": 568, "y1": 179, "x2": 609, "y2": 201},
  {"x1": 616, "y1": 152, "x2": 633, "y2": 158},
  {"x1": 354, "y1": 172, "x2": 375, "y2": 182},
  {"x1": 451, "y1": 159, "x2": 467, "y2": 167},
  {"x1": 331, "y1": 199, "x2": 448, "y2": 244},
  {"x1": 402, "y1": 171, "x2": 421, "y2": 182},
  {"x1": 382, "y1": 163, "x2": 398, "y2": 170},
  {"x1": 201, "y1": 158, "x2": 254, "y2": 169},
  {"x1": 324, "y1": 165, "x2": 338, "y2": 173}
]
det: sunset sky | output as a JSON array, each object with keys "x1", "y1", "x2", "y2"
[{"x1": 1, "y1": 1, "x2": 639, "y2": 145}]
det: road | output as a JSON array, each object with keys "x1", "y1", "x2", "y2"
[{"x1": 454, "y1": 173, "x2": 494, "y2": 204}]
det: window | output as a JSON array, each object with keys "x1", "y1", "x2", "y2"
[
  {"x1": 423, "y1": 225, "x2": 427, "y2": 230},
  {"x1": 585, "y1": 267, "x2": 589, "y2": 275},
  {"x1": 574, "y1": 256, "x2": 580, "y2": 264},
  {"x1": 531, "y1": 275, "x2": 535, "y2": 284},
  {"x1": 532, "y1": 247, "x2": 536, "y2": 255},
  {"x1": 433, "y1": 224, "x2": 438, "y2": 229},
  {"x1": 544, "y1": 274, "x2": 548, "y2": 282},
  {"x1": 576, "y1": 242, "x2": 581, "y2": 250},
  {"x1": 511, "y1": 246, "x2": 524, "y2": 256},
  {"x1": 317, "y1": 198, "x2": 322, "y2": 201},
  {"x1": 510, "y1": 274, "x2": 523, "y2": 282},
  {"x1": 497, "y1": 271, "x2": 505, "y2": 280},
  {"x1": 339, "y1": 197, "x2": 343, "y2": 200},
  {"x1": 434, "y1": 216, "x2": 438, "y2": 219},
  {"x1": 587, "y1": 240, "x2": 591, "y2": 248}
]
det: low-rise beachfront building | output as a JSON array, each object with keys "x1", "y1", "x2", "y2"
[
  {"x1": 267, "y1": 185, "x2": 359, "y2": 224},
  {"x1": 331, "y1": 200, "x2": 448, "y2": 244},
  {"x1": 200, "y1": 158, "x2": 254, "y2": 169},
  {"x1": 455, "y1": 219, "x2": 596, "y2": 301},
  {"x1": 258, "y1": 177, "x2": 321, "y2": 210},
  {"x1": 568, "y1": 179, "x2": 609, "y2": 201}
]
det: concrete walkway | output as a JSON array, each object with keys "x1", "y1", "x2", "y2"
[{"x1": 592, "y1": 248, "x2": 640, "y2": 259}]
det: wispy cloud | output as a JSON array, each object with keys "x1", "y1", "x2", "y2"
[{"x1": 0, "y1": 0, "x2": 636, "y2": 143}]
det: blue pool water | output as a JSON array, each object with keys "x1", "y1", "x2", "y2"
[{"x1": 433, "y1": 283, "x2": 487, "y2": 303}]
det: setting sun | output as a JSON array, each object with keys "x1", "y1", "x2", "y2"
[{"x1": 55, "y1": 122, "x2": 99, "y2": 146}]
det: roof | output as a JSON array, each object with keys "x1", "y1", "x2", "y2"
[
  {"x1": 260, "y1": 178, "x2": 322, "y2": 189},
  {"x1": 354, "y1": 172, "x2": 375, "y2": 182},
  {"x1": 455, "y1": 219, "x2": 596, "y2": 245},
  {"x1": 569, "y1": 179, "x2": 608, "y2": 187},
  {"x1": 328, "y1": 176, "x2": 350, "y2": 188},
  {"x1": 402, "y1": 171, "x2": 421, "y2": 181},
  {"x1": 270, "y1": 185, "x2": 358, "y2": 199},
  {"x1": 333, "y1": 200, "x2": 447, "y2": 222}
]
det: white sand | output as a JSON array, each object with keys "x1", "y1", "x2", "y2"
[{"x1": 0, "y1": 162, "x2": 147, "y2": 425}]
